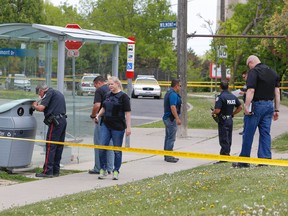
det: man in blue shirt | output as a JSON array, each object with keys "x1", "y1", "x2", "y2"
[{"x1": 162, "y1": 79, "x2": 182, "y2": 163}]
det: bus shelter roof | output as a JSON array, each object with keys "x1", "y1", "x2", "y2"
[{"x1": 0, "y1": 23, "x2": 132, "y2": 44}]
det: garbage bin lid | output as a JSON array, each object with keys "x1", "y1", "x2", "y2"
[{"x1": 0, "y1": 99, "x2": 36, "y2": 114}]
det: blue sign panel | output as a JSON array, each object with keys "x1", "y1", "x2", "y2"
[
  {"x1": 0, "y1": 48, "x2": 32, "y2": 57},
  {"x1": 159, "y1": 21, "x2": 177, "y2": 29},
  {"x1": 127, "y1": 63, "x2": 133, "y2": 70}
]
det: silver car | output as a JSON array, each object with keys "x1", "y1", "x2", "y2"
[
  {"x1": 10, "y1": 74, "x2": 31, "y2": 92},
  {"x1": 132, "y1": 76, "x2": 161, "y2": 99},
  {"x1": 76, "y1": 74, "x2": 99, "y2": 96}
]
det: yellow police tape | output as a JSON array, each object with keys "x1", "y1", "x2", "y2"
[{"x1": 0, "y1": 136, "x2": 287, "y2": 167}]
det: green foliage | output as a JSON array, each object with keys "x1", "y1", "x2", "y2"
[
  {"x1": 2, "y1": 164, "x2": 288, "y2": 215},
  {"x1": 0, "y1": 0, "x2": 45, "y2": 23},
  {"x1": 87, "y1": 0, "x2": 177, "y2": 74},
  {"x1": 213, "y1": 0, "x2": 285, "y2": 82}
]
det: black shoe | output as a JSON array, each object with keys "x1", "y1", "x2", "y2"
[
  {"x1": 232, "y1": 162, "x2": 250, "y2": 168},
  {"x1": 164, "y1": 157, "x2": 179, "y2": 163},
  {"x1": 53, "y1": 173, "x2": 59, "y2": 177},
  {"x1": 35, "y1": 173, "x2": 53, "y2": 178},
  {"x1": 88, "y1": 170, "x2": 100, "y2": 174},
  {"x1": 213, "y1": 161, "x2": 227, "y2": 164}
]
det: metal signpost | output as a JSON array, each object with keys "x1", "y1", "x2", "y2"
[
  {"x1": 126, "y1": 37, "x2": 136, "y2": 147},
  {"x1": 65, "y1": 24, "x2": 83, "y2": 141}
]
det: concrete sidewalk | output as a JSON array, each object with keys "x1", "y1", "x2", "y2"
[{"x1": 0, "y1": 105, "x2": 288, "y2": 212}]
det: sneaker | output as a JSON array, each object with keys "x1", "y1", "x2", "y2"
[
  {"x1": 98, "y1": 169, "x2": 108, "y2": 179},
  {"x1": 164, "y1": 157, "x2": 179, "y2": 163},
  {"x1": 35, "y1": 172, "x2": 53, "y2": 178},
  {"x1": 112, "y1": 170, "x2": 119, "y2": 180},
  {"x1": 88, "y1": 169, "x2": 100, "y2": 174}
]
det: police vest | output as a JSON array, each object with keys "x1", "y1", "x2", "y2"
[{"x1": 103, "y1": 91, "x2": 125, "y2": 120}]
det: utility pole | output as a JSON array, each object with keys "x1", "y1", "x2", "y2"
[
  {"x1": 220, "y1": 0, "x2": 226, "y2": 81},
  {"x1": 177, "y1": 0, "x2": 187, "y2": 137}
]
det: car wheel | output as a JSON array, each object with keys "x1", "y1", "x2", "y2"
[{"x1": 131, "y1": 90, "x2": 137, "y2": 98}]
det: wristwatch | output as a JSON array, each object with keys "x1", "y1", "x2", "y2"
[
  {"x1": 90, "y1": 115, "x2": 96, "y2": 119},
  {"x1": 274, "y1": 110, "x2": 279, "y2": 112}
]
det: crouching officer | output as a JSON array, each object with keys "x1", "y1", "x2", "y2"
[
  {"x1": 32, "y1": 83, "x2": 67, "y2": 178},
  {"x1": 211, "y1": 81, "x2": 242, "y2": 163}
]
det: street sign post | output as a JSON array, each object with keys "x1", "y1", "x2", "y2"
[
  {"x1": 218, "y1": 45, "x2": 228, "y2": 59},
  {"x1": 159, "y1": 21, "x2": 177, "y2": 29},
  {"x1": 64, "y1": 24, "x2": 83, "y2": 139},
  {"x1": 67, "y1": 50, "x2": 79, "y2": 57}
]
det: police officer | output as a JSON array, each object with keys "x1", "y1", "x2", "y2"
[
  {"x1": 32, "y1": 83, "x2": 67, "y2": 178},
  {"x1": 211, "y1": 81, "x2": 242, "y2": 163}
]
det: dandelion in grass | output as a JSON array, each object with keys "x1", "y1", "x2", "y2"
[{"x1": 262, "y1": 195, "x2": 265, "y2": 201}]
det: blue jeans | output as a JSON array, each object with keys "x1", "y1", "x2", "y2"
[
  {"x1": 93, "y1": 119, "x2": 114, "y2": 172},
  {"x1": 163, "y1": 117, "x2": 177, "y2": 159},
  {"x1": 240, "y1": 101, "x2": 274, "y2": 159},
  {"x1": 99, "y1": 123, "x2": 125, "y2": 172}
]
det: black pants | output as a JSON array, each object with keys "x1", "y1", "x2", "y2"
[
  {"x1": 43, "y1": 117, "x2": 67, "y2": 175},
  {"x1": 218, "y1": 118, "x2": 233, "y2": 155}
]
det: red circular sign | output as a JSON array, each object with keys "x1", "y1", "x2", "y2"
[{"x1": 65, "y1": 24, "x2": 83, "y2": 50}]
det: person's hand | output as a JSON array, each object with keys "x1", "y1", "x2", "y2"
[
  {"x1": 244, "y1": 105, "x2": 253, "y2": 115},
  {"x1": 126, "y1": 128, "x2": 131, "y2": 136},
  {"x1": 95, "y1": 115, "x2": 99, "y2": 124},
  {"x1": 273, "y1": 112, "x2": 279, "y2": 121},
  {"x1": 176, "y1": 118, "x2": 181, "y2": 125},
  {"x1": 32, "y1": 102, "x2": 37, "y2": 109}
]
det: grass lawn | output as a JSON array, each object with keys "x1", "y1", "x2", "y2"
[
  {"x1": 139, "y1": 95, "x2": 244, "y2": 130},
  {"x1": 1, "y1": 164, "x2": 287, "y2": 215}
]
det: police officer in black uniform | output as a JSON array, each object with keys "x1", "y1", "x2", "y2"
[
  {"x1": 32, "y1": 83, "x2": 67, "y2": 178},
  {"x1": 211, "y1": 81, "x2": 242, "y2": 163}
]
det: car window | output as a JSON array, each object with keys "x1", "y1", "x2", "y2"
[
  {"x1": 136, "y1": 79, "x2": 158, "y2": 85},
  {"x1": 82, "y1": 76, "x2": 96, "y2": 82},
  {"x1": 15, "y1": 75, "x2": 27, "y2": 80}
]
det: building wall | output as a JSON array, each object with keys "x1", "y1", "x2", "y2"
[{"x1": 216, "y1": 0, "x2": 248, "y2": 23}]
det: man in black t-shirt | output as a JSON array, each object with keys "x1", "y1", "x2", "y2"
[
  {"x1": 233, "y1": 55, "x2": 280, "y2": 168},
  {"x1": 89, "y1": 76, "x2": 114, "y2": 174},
  {"x1": 32, "y1": 83, "x2": 67, "y2": 178}
]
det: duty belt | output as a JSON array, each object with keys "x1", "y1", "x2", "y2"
[
  {"x1": 221, "y1": 115, "x2": 232, "y2": 120},
  {"x1": 55, "y1": 114, "x2": 67, "y2": 119}
]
